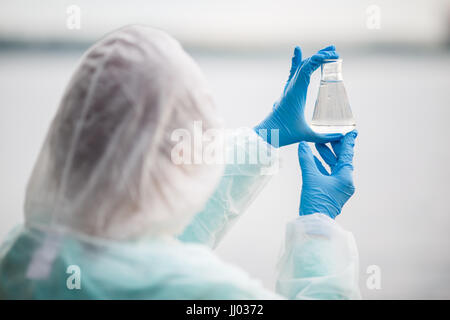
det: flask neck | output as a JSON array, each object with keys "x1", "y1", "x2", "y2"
[{"x1": 321, "y1": 59, "x2": 343, "y2": 81}]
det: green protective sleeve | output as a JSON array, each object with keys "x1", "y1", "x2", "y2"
[
  {"x1": 276, "y1": 213, "x2": 361, "y2": 299},
  {"x1": 178, "y1": 128, "x2": 279, "y2": 248}
]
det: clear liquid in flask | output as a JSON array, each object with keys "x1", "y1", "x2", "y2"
[{"x1": 310, "y1": 59, "x2": 356, "y2": 134}]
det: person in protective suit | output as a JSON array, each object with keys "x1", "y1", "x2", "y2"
[{"x1": 0, "y1": 25, "x2": 360, "y2": 299}]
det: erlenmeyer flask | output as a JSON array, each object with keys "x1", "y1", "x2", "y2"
[{"x1": 311, "y1": 59, "x2": 356, "y2": 134}]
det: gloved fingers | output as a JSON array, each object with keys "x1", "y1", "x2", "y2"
[
  {"x1": 298, "y1": 50, "x2": 339, "y2": 78},
  {"x1": 330, "y1": 129, "x2": 356, "y2": 157},
  {"x1": 287, "y1": 46, "x2": 303, "y2": 83},
  {"x1": 317, "y1": 45, "x2": 336, "y2": 53},
  {"x1": 315, "y1": 143, "x2": 337, "y2": 168},
  {"x1": 334, "y1": 130, "x2": 358, "y2": 172},
  {"x1": 290, "y1": 50, "x2": 339, "y2": 95},
  {"x1": 314, "y1": 155, "x2": 330, "y2": 175},
  {"x1": 298, "y1": 142, "x2": 318, "y2": 174},
  {"x1": 330, "y1": 139, "x2": 342, "y2": 157}
]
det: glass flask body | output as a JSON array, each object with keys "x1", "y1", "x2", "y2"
[{"x1": 310, "y1": 59, "x2": 356, "y2": 134}]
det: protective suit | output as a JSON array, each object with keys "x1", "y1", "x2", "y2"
[{"x1": 0, "y1": 25, "x2": 360, "y2": 299}]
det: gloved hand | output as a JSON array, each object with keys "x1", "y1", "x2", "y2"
[
  {"x1": 254, "y1": 45, "x2": 343, "y2": 147},
  {"x1": 298, "y1": 131, "x2": 357, "y2": 219}
]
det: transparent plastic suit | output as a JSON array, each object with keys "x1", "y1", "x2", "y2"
[{"x1": 0, "y1": 25, "x2": 360, "y2": 299}]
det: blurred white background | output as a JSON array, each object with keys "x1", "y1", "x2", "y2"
[{"x1": 0, "y1": 0, "x2": 449, "y2": 299}]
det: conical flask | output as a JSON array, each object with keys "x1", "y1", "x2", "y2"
[{"x1": 310, "y1": 59, "x2": 356, "y2": 134}]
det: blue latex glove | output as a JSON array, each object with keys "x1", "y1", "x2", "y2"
[
  {"x1": 298, "y1": 131, "x2": 357, "y2": 219},
  {"x1": 255, "y1": 45, "x2": 343, "y2": 147}
]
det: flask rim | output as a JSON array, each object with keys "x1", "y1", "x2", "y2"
[{"x1": 322, "y1": 58, "x2": 343, "y2": 63}]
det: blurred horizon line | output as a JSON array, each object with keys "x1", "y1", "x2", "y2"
[{"x1": 1, "y1": 38, "x2": 449, "y2": 56}]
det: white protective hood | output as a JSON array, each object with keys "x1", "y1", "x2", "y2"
[{"x1": 24, "y1": 25, "x2": 223, "y2": 240}]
